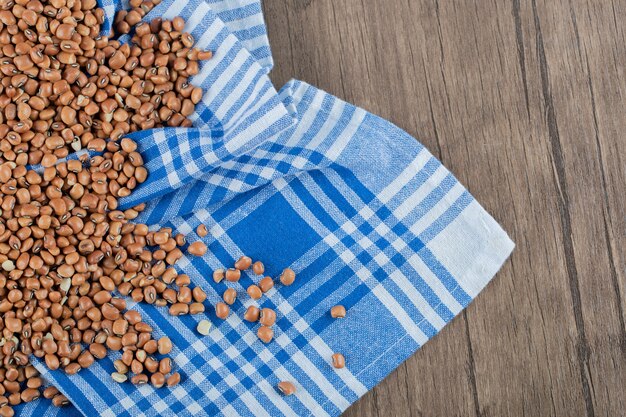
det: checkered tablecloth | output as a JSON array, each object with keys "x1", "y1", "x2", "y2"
[{"x1": 18, "y1": 1, "x2": 513, "y2": 415}]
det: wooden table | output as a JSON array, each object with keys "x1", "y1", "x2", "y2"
[{"x1": 262, "y1": 1, "x2": 626, "y2": 416}]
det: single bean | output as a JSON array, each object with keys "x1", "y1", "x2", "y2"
[
  {"x1": 223, "y1": 288, "x2": 236, "y2": 305},
  {"x1": 187, "y1": 241, "x2": 207, "y2": 256},
  {"x1": 257, "y1": 326, "x2": 274, "y2": 344},
  {"x1": 196, "y1": 320, "x2": 211, "y2": 336},
  {"x1": 225, "y1": 268, "x2": 240, "y2": 282},
  {"x1": 332, "y1": 353, "x2": 345, "y2": 369},
  {"x1": 247, "y1": 285, "x2": 262, "y2": 300},
  {"x1": 215, "y1": 302, "x2": 230, "y2": 320},
  {"x1": 280, "y1": 268, "x2": 296, "y2": 286},
  {"x1": 166, "y1": 372, "x2": 180, "y2": 387},
  {"x1": 277, "y1": 381, "x2": 296, "y2": 396},
  {"x1": 330, "y1": 305, "x2": 346, "y2": 319},
  {"x1": 252, "y1": 261, "x2": 265, "y2": 275},
  {"x1": 258, "y1": 277, "x2": 274, "y2": 293},
  {"x1": 243, "y1": 306, "x2": 260, "y2": 323}
]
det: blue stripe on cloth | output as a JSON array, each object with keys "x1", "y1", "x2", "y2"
[{"x1": 34, "y1": 78, "x2": 513, "y2": 417}]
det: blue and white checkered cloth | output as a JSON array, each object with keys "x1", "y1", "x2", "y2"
[{"x1": 18, "y1": 1, "x2": 513, "y2": 416}]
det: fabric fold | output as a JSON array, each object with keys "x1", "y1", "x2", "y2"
[
  {"x1": 112, "y1": 0, "x2": 295, "y2": 207},
  {"x1": 34, "y1": 79, "x2": 513, "y2": 417}
]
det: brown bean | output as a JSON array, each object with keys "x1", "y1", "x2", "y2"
[
  {"x1": 259, "y1": 277, "x2": 274, "y2": 293},
  {"x1": 0, "y1": 406, "x2": 13, "y2": 417},
  {"x1": 331, "y1": 353, "x2": 345, "y2": 369},
  {"x1": 189, "y1": 303, "x2": 205, "y2": 314},
  {"x1": 277, "y1": 381, "x2": 296, "y2": 396},
  {"x1": 52, "y1": 394, "x2": 69, "y2": 407},
  {"x1": 330, "y1": 305, "x2": 346, "y2": 319},
  {"x1": 64, "y1": 363, "x2": 81, "y2": 375},
  {"x1": 112, "y1": 319, "x2": 129, "y2": 336},
  {"x1": 89, "y1": 343, "x2": 106, "y2": 359},
  {"x1": 213, "y1": 269, "x2": 225, "y2": 283},
  {"x1": 159, "y1": 358, "x2": 172, "y2": 375},
  {"x1": 192, "y1": 287, "x2": 207, "y2": 303},
  {"x1": 77, "y1": 351, "x2": 95, "y2": 368},
  {"x1": 257, "y1": 326, "x2": 274, "y2": 343},
  {"x1": 169, "y1": 303, "x2": 189, "y2": 316},
  {"x1": 243, "y1": 306, "x2": 260, "y2": 322},
  {"x1": 223, "y1": 288, "x2": 237, "y2": 305},
  {"x1": 259, "y1": 308, "x2": 277, "y2": 327},
  {"x1": 43, "y1": 387, "x2": 59, "y2": 400},
  {"x1": 166, "y1": 372, "x2": 181, "y2": 387},
  {"x1": 196, "y1": 224, "x2": 208, "y2": 237},
  {"x1": 130, "y1": 374, "x2": 148, "y2": 386},
  {"x1": 187, "y1": 241, "x2": 207, "y2": 256},
  {"x1": 215, "y1": 302, "x2": 229, "y2": 319},
  {"x1": 234, "y1": 256, "x2": 252, "y2": 270},
  {"x1": 0, "y1": 0, "x2": 212, "y2": 399},
  {"x1": 225, "y1": 268, "x2": 240, "y2": 282},
  {"x1": 45, "y1": 354, "x2": 60, "y2": 370},
  {"x1": 101, "y1": 303, "x2": 120, "y2": 320},
  {"x1": 247, "y1": 285, "x2": 262, "y2": 300},
  {"x1": 157, "y1": 336, "x2": 172, "y2": 355},
  {"x1": 280, "y1": 268, "x2": 296, "y2": 286},
  {"x1": 252, "y1": 261, "x2": 265, "y2": 275}
]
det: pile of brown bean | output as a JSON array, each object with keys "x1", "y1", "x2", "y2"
[
  {"x1": 0, "y1": 138, "x2": 210, "y2": 413},
  {"x1": 0, "y1": 0, "x2": 210, "y2": 169},
  {"x1": 0, "y1": 0, "x2": 213, "y2": 414}
]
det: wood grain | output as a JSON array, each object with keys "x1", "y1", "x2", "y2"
[{"x1": 262, "y1": 0, "x2": 626, "y2": 415}]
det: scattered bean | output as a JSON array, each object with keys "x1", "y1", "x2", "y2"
[
  {"x1": 215, "y1": 303, "x2": 230, "y2": 320},
  {"x1": 167, "y1": 372, "x2": 181, "y2": 387},
  {"x1": 213, "y1": 269, "x2": 225, "y2": 283},
  {"x1": 188, "y1": 241, "x2": 208, "y2": 256},
  {"x1": 189, "y1": 303, "x2": 206, "y2": 314},
  {"x1": 257, "y1": 326, "x2": 274, "y2": 343},
  {"x1": 157, "y1": 337, "x2": 173, "y2": 355},
  {"x1": 247, "y1": 285, "x2": 262, "y2": 300},
  {"x1": 223, "y1": 288, "x2": 237, "y2": 305},
  {"x1": 225, "y1": 268, "x2": 241, "y2": 282},
  {"x1": 193, "y1": 287, "x2": 207, "y2": 302},
  {"x1": 197, "y1": 320, "x2": 212, "y2": 336},
  {"x1": 234, "y1": 256, "x2": 252, "y2": 270},
  {"x1": 280, "y1": 268, "x2": 296, "y2": 286},
  {"x1": 330, "y1": 305, "x2": 346, "y2": 319},
  {"x1": 259, "y1": 309, "x2": 277, "y2": 327},
  {"x1": 151, "y1": 373, "x2": 166, "y2": 388},
  {"x1": 244, "y1": 306, "x2": 261, "y2": 322},
  {"x1": 51, "y1": 394, "x2": 69, "y2": 407},
  {"x1": 259, "y1": 277, "x2": 275, "y2": 293},
  {"x1": 130, "y1": 374, "x2": 148, "y2": 385},
  {"x1": 197, "y1": 224, "x2": 208, "y2": 237},
  {"x1": 277, "y1": 381, "x2": 296, "y2": 396},
  {"x1": 332, "y1": 353, "x2": 346, "y2": 369},
  {"x1": 252, "y1": 261, "x2": 265, "y2": 275},
  {"x1": 112, "y1": 372, "x2": 128, "y2": 383}
]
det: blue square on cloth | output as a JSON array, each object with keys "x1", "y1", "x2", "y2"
[{"x1": 227, "y1": 191, "x2": 321, "y2": 273}]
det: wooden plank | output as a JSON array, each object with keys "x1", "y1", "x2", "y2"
[
  {"x1": 532, "y1": 0, "x2": 626, "y2": 414},
  {"x1": 261, "y1": 0, "x2": 625, "y2": 415}
]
